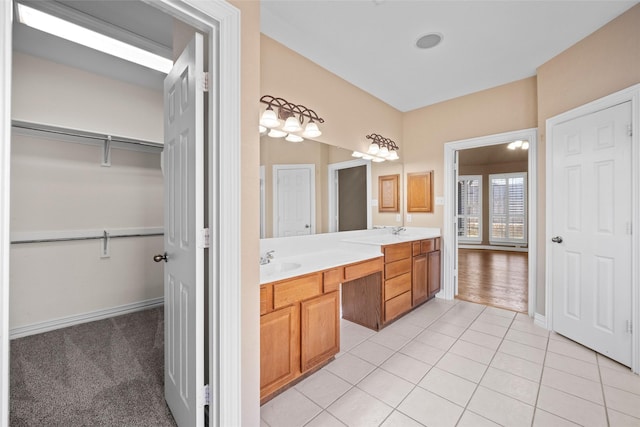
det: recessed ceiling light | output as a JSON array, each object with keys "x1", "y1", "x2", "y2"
[{"x1": 416, "y1": 33, "x2": 443, "y2": 50}]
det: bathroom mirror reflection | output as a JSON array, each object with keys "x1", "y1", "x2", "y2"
[{"x1": 260, "y1": 135, "x2": 404, "y2": 238}]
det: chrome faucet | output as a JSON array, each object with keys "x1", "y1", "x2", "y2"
[
  {"x1": 391, "y1": 226, "x2": 406, "y2": 235},
  {"x1": 260, "y1": 250, "x2": 275, "y2": 265}
]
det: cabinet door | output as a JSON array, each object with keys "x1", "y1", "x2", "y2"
[
  {"x1": 428, "y1": 250, "x2": 441, "y2": 296},
  {"x1": 260, "y1": 305, "x2": 299, "y2": 398},
  {"x1": 301, "y1": 291, "x2": 340, "y2": 372},
  {"x1": 412, "y1": 254, "x2": 428, "y2": 306}
]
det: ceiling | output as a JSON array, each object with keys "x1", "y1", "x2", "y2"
[
  {"x1": 261, "y1": 0, "x2": 637, "y2": 112},
  {"x1": 458, "y1": 142, "x2": 528, "y2": 167}
]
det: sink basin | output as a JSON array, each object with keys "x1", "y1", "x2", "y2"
[
  {"x1": 261, "y1": 261, "x2": 302, "y2": 277},
  {"x1": 345, "y1": 234, "x2": 420, "y2": 245}
]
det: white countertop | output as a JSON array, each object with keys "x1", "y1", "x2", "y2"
[{"x1": 259, "y1": 227, "x2": 440, "y2": 285}]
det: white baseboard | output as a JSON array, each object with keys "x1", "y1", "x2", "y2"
[
  {"x1": 10, "y1": 297, "x2": 164, "y2": 339},
  {"x1": 534, "y1": 312, "x2": 547, "y2": 329},
  {"x1": 458, "y1": 244, "x2": 529, "y2": 253}
]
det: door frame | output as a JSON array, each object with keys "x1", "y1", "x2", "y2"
[
  {"x1": 443, "y1": 128, "x2": 538, "y2": 318},
  {"x1": 272, "y1": 164, "x2": 316, "y2": 237},
  {"x1": 0, "y1": 1, "x2": 243, "y2": 426},
  {"x1": 327, "y1": 159, "x2": 372, "y2": 232},
  {"x1": 546, "y1": 84, "x2": 640, "y2": 373}
]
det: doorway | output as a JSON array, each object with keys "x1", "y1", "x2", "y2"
[
  {"x1": 328, "y1": 159, "x2": 372, "y2": 232},
  {"x1": 273, "y1": 164, "x2": 315, "y2": 237},
  {"x1": 443, "y1": 128, "x2": 538, "y2": 318},
  {"x1": 0, "y1": 1, "x2": 243, "y2": 425}
]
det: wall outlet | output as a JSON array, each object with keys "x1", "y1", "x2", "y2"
[
  {"x1": 371, "y1": 199, "x2": 379, "y2": 207},
  {"x1": 406, "y1": 214, "x2": 412, "y2": 223},
  {"x1": 436, "y1": 196, "x2": 445, "y2": 205},
  {"x1": 395, "y1": 214, "x2": 401, "y2": 222}
]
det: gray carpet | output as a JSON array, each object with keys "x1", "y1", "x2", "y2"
[{"x1": 10, "y1": 307, "x2": 177, "y2": 426}]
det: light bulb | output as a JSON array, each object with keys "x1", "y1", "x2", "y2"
[
  {"x1": 352, "y1": 151, "x2": 364, "y2": 158},
  {"x1": 372, "y1": 157, "x2": 385, "y2": 163},
  {"x1": 302, "y1": 121, "x2": 322, "y2": 138},
  {"x1": 387, "y1": 151, "x2": 399, "y2": 160},
  {"x1": 282, "y1": 116, "x2": 302, "y2": 132},
  {"x1": 268, "y1": 129, "x2": 287, "y2": 138},
  {"x1": 285, "y1": 134, "x2": 304, "y2": 143},
  {"x1": 513, "y1": 140, "x2": 523, "y2": 148},
  {"x1": 259, "y1": 125, "x2": 267, "y2": 134},
  {"x1": 362, "y1": 154, "x2": 373, "y2": 160},
  {"x1": 378, "y1": 147, "x2": 389, "y2": 158},
  {"x1": 521, "y1": 141, "x2": 530, "y2": 150},
  {"x1": 367, "y1": 143, "x2": 380, "y2": 155},
  {"x1": 260, "y1": 108, "x2": 280, "y2": 128}
]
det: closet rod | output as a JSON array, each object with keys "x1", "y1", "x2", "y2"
[
  {"x1": 11, "y1": 232, "x2": 164, "y2": 245},
  {"x1": 11, "y1": 120, "x2": 164, "y2": 150}
]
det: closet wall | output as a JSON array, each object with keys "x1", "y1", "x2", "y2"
[{"x1": 10, "y1": 52, "x2": 164, "y2": 333}]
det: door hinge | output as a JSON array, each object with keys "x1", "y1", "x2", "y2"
[
  {"x1": 202, "y1": 72, "x2": 209, "y2": 92},
  {"x1": 626, "y1": 320, "x2": 633, "y2": 334},
  {"x1": 199, "y1": 228, "x2": 210, "y2": 249},
  {"x1": 202, "y1": 384, "x2": 210, "y2": 406}
]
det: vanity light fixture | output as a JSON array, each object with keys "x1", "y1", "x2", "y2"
[
  {"x1": 353, "y1": 133, "x2": 400, "y2": 162},
  {"x1": 507, "y1": 140, "x2": 529, "y2": 150},
  {"x1": 259, "y1": 95, "x2": 325, "y2": 142}
]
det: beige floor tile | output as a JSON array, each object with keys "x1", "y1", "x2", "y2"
[
  {"x1": 467, "y1": 386, "x2": 534, "y2": 426},
  {"x1": 397, "y1": 387, "x2": 464, "y2": 427},
  {"x1": 542, "y1": 366, "x2": 604, "y2": 404},
  {"x1": 547, "y1": 338, "x2": 597, "y2": 364},
  {"x1": 598, "y1": 353, "x2": 631, "y2": 372},
  {"x1": 399, "y1": 340, "x2": 446, "y2": 365},
  {"x1": 490, "y1": 352, "x2": 543, "y2": 382},
  {"x1": 261, "y1": 388, "x2": 322, "y2": 427},
  {"x1": 369, "y1": 330, "x2": 413, "y2": 351},
  {"x1": 600, "y1": 365, "x2": 640, "y2": 396},
  {"x1": 536, "y1": 385, "x2": 607, "y2": 427},
  {"x1": 505, "y1": 328, "x2": 548, "y2": 350},
  {"x1": 381, "y1": 352, "x2": 432, "y2": 384},
  {"x1": 379, "y1": 410, "x2": 425, "y2": 427},
  {"x1": 459, "y1": 329, "x2": 503, "y2": 351},
  {"x1": 544, "y1": 351, "x2": 600, "y2": 382},
  {"x1": 413, "y1": 329, "x2": 456, "y2": 351},
  {"x1": 510, "y1": 318, "x2": 550, "y2": 337},
  {"x1": 476, "y1": 312, "x2": 514, "y2": 327},
  {"x1": 484, "y1": 305, "x2": 517, "y2": 318},
  {"x1": 456, "y1": 411, "x2": 500, "y2": 427},
  {"x1": 382, "y1": 321, "x2": 425, "y2": 339},
  {"x1": 498, "y1": 339, "x2": 546, "y2": 364},
  {"x1": 435, "y1": 352, "x2": 488, "y2": 383},
  {"x1": 295, "y1": 369, "x2": 352, "y2": 408},
  {"x1": 304, "y1": 411, "x2": 346, "y2": 427},
  {"x1": 438, "y1": 312, "x2": 475, "y2": 328},
  {"x1": 327, "y1": 387, "x2": 393, "y2": 427},
  {"x1": 449, "y1": 339, "x2": 496, "y2": 365},
  {"x1": 480, "y1": 366, "x2": 539, "y2": 405},
  {"x1": 608, "y1": 409, "x2": 640, "y2": 427},
  {"x1": 468, "y1": 320, "x2": 508, "y2": 338},
  {"x1": 418, "y1": 367, "x2": 477, "y2": 406},
  {"x1": 426, "y1": 320, "x2": 466, "y2": 338},
  {"x1": 357, "y1": 368, "x2": 414, "y2": 408},
  {"x1": 604, "y1": 385, "x2": 640, "y2": 419},
  {"x1": 324, "y1": 353, "x2": 376, "y2": 385},
  {"x1": 532, "y1": 409, "x2": 580, "y2": 426},
  {"x1": 349, "y1": 340, "x2": 395, "y2": 366}
]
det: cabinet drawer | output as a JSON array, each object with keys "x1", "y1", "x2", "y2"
[
  {"x1": 323, "y1": 267, "x2": 344, "y2": 293},
  {"x1": 273, "y1": 273, "x2": 323, "y2": 309},
  {"x1": 384, "y1": 242, "x2": 411, "y2": 262},
  {"x1": 260, "y1": 285, "x2": 272, "y2": 315},
  {"x1": 412, "y1": 241, "x2": 422, "y2": 256},
  {"x1": 421, "y1": 239, "x2": 435, "y2": 253},
  {"x1": 344, "y1": 258, "x2": 383, "y2": 281},
  {"x1": 385, "y1": 258, "x2": 411, "y2": 280},
  {"x1": 385, "y1": 291, "x2": 412, "y2": 322},
  {"x1": 385, "y1": 272, "x2": 411, "y2": 300}
]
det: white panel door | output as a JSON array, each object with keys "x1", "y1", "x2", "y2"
[
  {"x1": 551, "y1": 101, "x2": 632, "y2": 366},
  {"x1": 163, "y1": 34, "x2": 205, "y2": 426},
  {"x1": 275, "y1": 166, "x2": 313, "y2": 237}
]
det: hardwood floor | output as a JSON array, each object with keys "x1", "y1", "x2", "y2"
[{"x1": 457, "y1": 248, "x2": 528, "y2": 313}]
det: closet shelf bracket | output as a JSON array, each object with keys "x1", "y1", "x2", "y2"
[{"x1": 102, "y1": 136, "x2": 112, "y2": 167}]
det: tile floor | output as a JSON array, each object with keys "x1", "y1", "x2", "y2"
[{"x1": 260, "y1": 298, "x2": 640, "y2": 427}]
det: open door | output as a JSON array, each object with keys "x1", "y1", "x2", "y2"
[{"x1": 161, "y1": 33, "x2": 205, "y2": 426}]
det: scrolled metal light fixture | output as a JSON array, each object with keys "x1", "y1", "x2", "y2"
[
  {"x1": 259, "y1": 95, "x2": 325, "y2": 142},
  {"x1": 352, "y1": 133, "x2": 400, "y2": 162}
]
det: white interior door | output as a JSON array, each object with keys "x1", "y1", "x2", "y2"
[
  {"x1": 163, "y1": 33, "x2": 205, "y2": 425},
  {"x1": 551, "y1": 101, "x2": 632, "y2": 366},
  {"x1": 274, "y1": 165, "x2": 314, "y2": 237}
]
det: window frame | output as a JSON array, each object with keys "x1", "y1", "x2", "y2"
[
  {"x1": 457, "y1": 175, "x2": 483, "y2": 243},
  {"x1": 489, "y1": 172, "x2": 528, "y2": 245}
]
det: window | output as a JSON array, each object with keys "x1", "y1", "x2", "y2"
[
  {"x1": 457, "y1": 175, "x2": 482, "y2": 242},
  {"x1": 489, "y1": 172, "x2": 527, "y2": 245}
]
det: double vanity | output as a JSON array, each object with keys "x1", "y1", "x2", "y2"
[{"x1": 259, "y1": 227, "x2": 442, "y2": 402}]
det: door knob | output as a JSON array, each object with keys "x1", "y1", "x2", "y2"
[
  {"x1": 153, "y1": 252, "x2": 168, "y2": 262},
  {"x1": 551, "y1": 236, "x2": 563, "y2": 244},
  {"x1": 305, "y1": 224, "x2": 310, "y2": 228}
]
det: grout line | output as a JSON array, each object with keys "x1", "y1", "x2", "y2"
[{"x1": 596, "y1": 354, "x2": 611, "y2": 427}]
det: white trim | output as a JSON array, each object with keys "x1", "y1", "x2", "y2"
[
  {"x1": 272, "y1": 164, "x2": 316, "y2": 237},
  {"x1": 260, "y1": 165, "x2": 266, "y2": 238},
  {"x1": 444, "y1": 128, "x2": 538, "y2": 318},
  {"x1": 458, "y1": 244, "x2": 528, "y2": 253},
  {"x1": 534, "y1": 313, "x2": 547, "y2": 329},
  {"x1": 0, "y1": 2, "x2": 12, "y2": 425},
  {"x1": 10, "y1": 297, "x2": 164, "y2": 339},
  {"x1": 545, "y1": 83, "x2": 640, "y2": 373},
  {"x1": 327, "y1": 159, "x2": 372, "y2": 232}
]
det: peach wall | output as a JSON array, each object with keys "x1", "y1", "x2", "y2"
[
  {"x1": 535, "y1": 4, "x2": 640, "y2": 314},
  {"x1": 229, "y1": 0, "x2": 261, "y2": 425},
  {"x1": 260, "y1": 35, "x2": 403, "y2": 154},
  {"x1": 402, "y1": 77, "x2": 538, "y2": 228}
]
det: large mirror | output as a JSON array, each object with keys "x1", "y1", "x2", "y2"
[{"x1": 260, "y1": 135, "x2": 403, "y2": 238}]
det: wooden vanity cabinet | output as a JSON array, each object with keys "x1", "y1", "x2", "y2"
[
  {"x1": 383, "y1": 242, "x2": 413, "y2": 323},
  {"x1": 301, "y1": 291, "x2": 340, "y2": 372},
  {"x1": 260, "y1": 304, "x2": 299, "y2": 398},
  {"x1": 412, "y1": 237, "x2": 441, "y2": 306}
]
